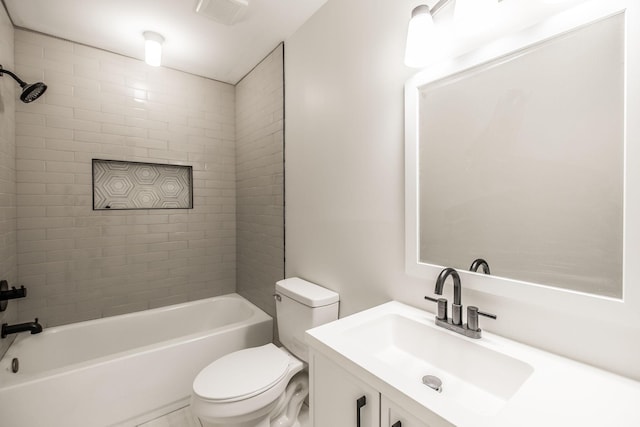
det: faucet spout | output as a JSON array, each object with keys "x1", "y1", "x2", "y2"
[
  {"x1": 427, "y1": 267, "x2": 497, "y2": 338},
  {"x1": 434, "y1": 267, "x2": 461, "y2": 305},
  {"x1": 1, "y1": 318, "x2": 42, "y2": 338}
]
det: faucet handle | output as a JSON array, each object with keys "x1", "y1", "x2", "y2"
[
  {"x1": 424, "y1": 296, "x2": 448, "y2": 321},
  {"x1": 467, "y1": 306, "x2": 496, "y2": 332},
  {"x1": 477, "y1": 310, "x2": 497, "y2": 319}
]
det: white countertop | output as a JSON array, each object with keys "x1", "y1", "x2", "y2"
[{"x1": 306, "y1": 301, "x2": 640, "y2": 426}]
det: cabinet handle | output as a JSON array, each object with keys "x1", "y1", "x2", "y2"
[
  {"x1": 392, "y1": 422, "x2": 402, "y2": 427},
  {"x1": 356, "y1": 395, "x2": 366, "y2": 427}
]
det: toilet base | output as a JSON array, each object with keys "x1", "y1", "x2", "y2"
[{"x1": 269, "y1": 372, "x2": 308, "y2": 427}]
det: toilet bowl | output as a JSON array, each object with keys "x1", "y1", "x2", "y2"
[
  {"x1": 190, "y1": 278, "x2": 339, "y2": 427},
  {"x1": 191, "y1": 344, "x2": 304, "y2": 426}
]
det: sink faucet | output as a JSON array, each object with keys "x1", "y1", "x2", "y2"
[
  {"x1": 1, "y1": 318, "x2": 43, "y2": 338},
  {"x1": 434, "y1": 267, "x2": 462, "y2": 325},
  {"x1": 425, "y1": 267, "x2": 496, "y2": 339}
]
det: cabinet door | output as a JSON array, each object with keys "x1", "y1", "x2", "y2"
[
  {"x1": 381, "y1": 395, "x2": 432, "y2": 427},
  {"x1": 309, "y1": 350, "x2": 380, "y2": 427}
]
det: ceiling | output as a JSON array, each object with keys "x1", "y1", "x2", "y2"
[{"x1": 3, "y1": 0, "x2": 328, "y2": 84}]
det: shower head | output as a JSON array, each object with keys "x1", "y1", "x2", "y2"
[
  {"x1": 0, "y1": 64, "x2": 47, "y2": 103},
  {"x1": 20, "y1": 81, "x2": 47, "y2": 103}
]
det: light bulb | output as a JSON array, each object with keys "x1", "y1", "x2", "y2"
[
  {"x1": 404, "y1": 5, "x2": 434, "y2": 68},
  {"x1": 144, "y1": 31, "x2": 164, "y2": 67}
]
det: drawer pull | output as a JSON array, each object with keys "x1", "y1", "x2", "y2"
[{"x1": 356, "y1": 395, "x2": 366, "y2": 427}]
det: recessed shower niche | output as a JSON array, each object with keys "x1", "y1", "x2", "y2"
[{"x1": 92, "y1": 159, "x2": 193, "y2": 210}]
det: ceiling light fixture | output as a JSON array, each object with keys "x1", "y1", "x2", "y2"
[
  {"x1": 143, "y1": 31, "x2": 164, "y2": 67},
  {"x1": 404, "y1": 0, "x2": 454, "y2": 68}
]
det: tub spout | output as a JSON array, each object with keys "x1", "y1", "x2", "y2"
[{"x1": 1, "y1": 318, "x2": 42, "y2": 338}]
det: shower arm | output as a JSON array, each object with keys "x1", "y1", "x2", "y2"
[{"x1": 0, "y1": 65, "x2": 28, "y2": 88}]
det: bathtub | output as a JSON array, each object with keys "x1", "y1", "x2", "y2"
[{"x1": 0, "y1": 293, "x2": 272, "y2": 427}]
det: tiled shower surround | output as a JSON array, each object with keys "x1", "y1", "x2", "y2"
[
  {"x1": 236, "y1": 45, "x2": 284, "y2": 320},
  {"x1": 0, "y1": 5, "x2": 17, "y2": 355},
  {"x1": 11, "y1": 30, "x2": 283, "y2": 327}
]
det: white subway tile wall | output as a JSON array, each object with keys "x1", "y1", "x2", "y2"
[
  {"x1": 0, "y1": 6, "x2": 18, "y2": 355},
  {"x1": 236, "y1": 45, "x2": 285, "y2": 319},
  {"x1": 14, "y1": 30, "x2": 237, "y2": 326}
]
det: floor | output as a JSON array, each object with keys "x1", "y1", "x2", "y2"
[
  {"x1": 137, "y1": 406, "x2": 200, "y2": 427},
  {"x1": 138, "y1": 404, "x2": 310, "y2": 427}
]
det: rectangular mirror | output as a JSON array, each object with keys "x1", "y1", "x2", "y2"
[{"x1": 408, "y1": 9, "x2": 625, "y2": 298}]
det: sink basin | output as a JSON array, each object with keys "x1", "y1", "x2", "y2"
[
  {"x1": 307, "y1": 302, "x2": 534, "y2": 419},
  {"x1": 337, "y1": 313, "x2": 533, "y2": 416}
]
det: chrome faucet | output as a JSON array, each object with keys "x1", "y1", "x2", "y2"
[
  {"x1": 425, "y1": 267, "x2": 496, "y2": 339},
  {"x1": 469, "y1": 258, "x2": 490, "y2": 274}
]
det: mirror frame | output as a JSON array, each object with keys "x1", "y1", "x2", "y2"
[{"x1": 405, "y1": 0, "x2": 640, "y2": 326}]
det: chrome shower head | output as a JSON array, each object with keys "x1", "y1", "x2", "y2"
[{"x1": 0, "y1": 64, "x2": 48, "y2": 103}]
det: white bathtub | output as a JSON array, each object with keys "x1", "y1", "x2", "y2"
[{"x1": 0, "y1": 293, "x2": 272, "y2": 427}]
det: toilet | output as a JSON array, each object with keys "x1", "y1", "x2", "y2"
[{"x1": 190, "y1": 277, "x2": 339, "y2": 427}]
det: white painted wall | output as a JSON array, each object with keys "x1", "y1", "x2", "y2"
[
  {"x1": 286, "y1": 0, "x2": 420, "y2": 315},
  {"x1": 285, "y1": 0, "x2": 640, "y2": 380}
]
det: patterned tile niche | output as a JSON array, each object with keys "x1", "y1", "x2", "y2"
[{"x1": 92, "y1": 159, "x2": 193, "y2": 210}]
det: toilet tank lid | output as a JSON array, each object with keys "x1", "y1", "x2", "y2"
[{"x1": 276, "y1": 277, "x2": 339, "y2": 307}]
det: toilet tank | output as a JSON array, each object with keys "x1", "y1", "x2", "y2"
[{"x1": 275, "y1": 278, "x2": 339, "y2": 363}]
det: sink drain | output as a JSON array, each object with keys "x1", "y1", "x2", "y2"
[
  {"x1": 11, "y1": 357, "x2": 19, "y2": 373},
  {"x1": 422, "y1": 375, "x2": 442, "y2": 393}
]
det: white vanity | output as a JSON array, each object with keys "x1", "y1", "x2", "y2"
[{"x1": 306, "y1": 301, "x2": 640, "y2": 427}]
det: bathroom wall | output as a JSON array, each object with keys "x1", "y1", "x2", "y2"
[
  {"x1": 285, "y1": 0, "x2": 417, "y2": 316},
  {"x1": 0, "y1": 4, "x2": 17, "y2": 356},
  {"x1": 285, "y1": 0, "x2": 639, "y2": 380},
  {"x1": 235, "y1": 44, "x2": 284, "y2": 320},
  {"x1": 13, "y1": 30, "x2": 237, "y2": 327}
]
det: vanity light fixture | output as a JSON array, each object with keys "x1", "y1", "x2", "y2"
[
  {"x1": 143, "y1": 31, "x2": 164, "y2": 67},
  {"x1": 404, "y1": 0, "x2": 454, "y2": 68}
]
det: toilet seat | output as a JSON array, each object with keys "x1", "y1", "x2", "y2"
[
  {"x1": 193, "y1": 344, "x2": 291, "y2": 403},
  {"x1": 190, "y1": 344, "x2": 305, "y2": 422}
]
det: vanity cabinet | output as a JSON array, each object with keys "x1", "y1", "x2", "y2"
[
  {"x1": 309, "y1": 350, "x2": 380, "y2": 427},
  {"x1": 381, "y1": 396, "x2": 431, "y2": 427},
  {"x1": 309, "y1": 350, "x2": 436, "y2": 427}
]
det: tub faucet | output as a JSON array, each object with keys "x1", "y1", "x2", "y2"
[
  {"x1": 424, "y1": 267, "x2": 497, "y2": 339},
  {"x1": 469, "y1": 258, "x2": 490, "y2": 274},
  {"x1": 0, "y1": 280, "x2": 27, "y2": 313},
  {"x1": 1, "y1": 318, "x2": 42, "y2": 338}
]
